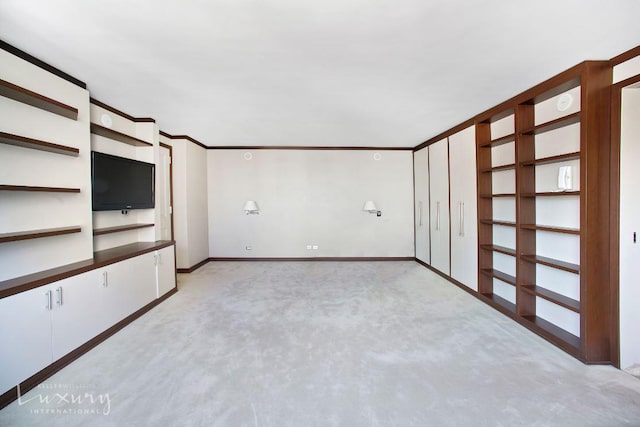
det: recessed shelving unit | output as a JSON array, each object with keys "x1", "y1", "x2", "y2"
[
  {"x1": 0, "y1": 79, "x2": 78, "y2": 120},
  {"x1": 475, "y1": 61, "x2": 613, "y2": 363},
  {"x1": 93, "y1": 223, "x2": 155, "y2": 236},
  {"x1": 90, "y1": 123, "x2": 153, "y2": 147},
  {"x1": 0, "y1": 226, "x2": 82, "y2": 243},
  {"x1": 0, "y1": 131, "x2": 79, "y2": 156},
  {"x1": 0, "y1": 185, "x2": 80, "y2": 193}
]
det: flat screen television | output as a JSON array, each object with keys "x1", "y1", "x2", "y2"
[{"x1": 91, "y1": 151, "x2": 155, "y2": 211}]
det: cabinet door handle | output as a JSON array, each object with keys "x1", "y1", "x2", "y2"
[
  {"x1": 461, "y1": 202, "x2": 465, "y2": 237},
  {"x1": 102, "y1": 271, "x2": 108, "y2": 288},
  {"x1": 436, "y1": 201, "x2": 440, "y2": 231},
  {"x1": 45, "y1": 290, "x2": 52, "y2": 311},
  {"x1": 56, "y1": 287, "x2": 63, "y2": 306},
  {"x1": 418, "y1": 201, "x2": 423, "y2": 226}
]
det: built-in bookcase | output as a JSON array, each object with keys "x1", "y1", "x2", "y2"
[{"x1": 476, "y1": 61, "x2": 613, "y2": 362}]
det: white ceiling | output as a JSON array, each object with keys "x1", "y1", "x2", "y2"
[{"x1": 1, "y1": 1, "x2": 638, "y2": 147}]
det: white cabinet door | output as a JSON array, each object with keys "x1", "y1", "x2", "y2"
[
  {"x1": 414, "y1": 148, "x2": 430, "y2": 263},
  {"x1": 449, "y1": 126, "x2": 478, "y2": 291},
  {"x1": 50, "y1": 271, "x2": 111, "y2": 360},
  {"x1": 429, "y1": 138, "x2": 450, "y2": 275},
  {"x1": 0, "y1": 287, "x2": 52, "y2": 393},
  {"x1": 156, "y1": 246, "x2": 176, "y2": 298}
]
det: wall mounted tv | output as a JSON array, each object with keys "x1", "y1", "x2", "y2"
[{"x1": 91, "y1": 151, "x2": 155, "y2": 211}]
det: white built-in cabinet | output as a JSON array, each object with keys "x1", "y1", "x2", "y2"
[
  {"x1": 0, "y1": 245, "x2": 175, "y2": 394},
  {"x1": 414, "y1": 147, "x2": 430, "y2": 263},
  {"x1": 448, "y1": 126, "x2": 478, "y2": 291},
  {"x1": 429, "y1": 138, "x2": 450, "y2": 275}
]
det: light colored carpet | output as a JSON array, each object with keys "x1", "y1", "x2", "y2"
[{"x1": 1, "y1": 261, "x2": 639, "y2": 426}]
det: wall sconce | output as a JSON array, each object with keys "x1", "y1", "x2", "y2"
[
  {"x1": 243, "y1": 200, "x2": 260, "y2": 215},
  {"x1": 363, "y1": 200, "x2": 381, "y2": 216}
]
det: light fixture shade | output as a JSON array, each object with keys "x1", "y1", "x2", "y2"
[
  {"x1": 363, "y1": 200, "x2": 378, "y2": 212},
  {"x1": 243, "y1": 200, "x2": 259, "y2": 212}
]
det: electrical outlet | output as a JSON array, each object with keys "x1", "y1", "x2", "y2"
[
  {"x1": 306, "y1": 245, "x2": 312, "y2": 250},
  {"x1": 312, "y1": 245, "x2": 318, "y2": 250},
  {"x1": 245, "y1": 246, "x2": 252, "y2": 251}
]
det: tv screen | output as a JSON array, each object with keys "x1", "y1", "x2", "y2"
[{"x1": 91, "y1": 151, "x2": 155, "y2": 211}]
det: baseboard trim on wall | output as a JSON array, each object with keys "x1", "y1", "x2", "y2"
[
  {"x1": 0, "y1": 287, "x2": 178, "y2": 410},
  {"x1": 176, "y1": 258, "x2": 210, "y2": 273},
  {"x1": 208, "y1": 257, "x2": 416, "y2": 262}
]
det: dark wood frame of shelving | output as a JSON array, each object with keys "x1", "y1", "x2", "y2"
[
  {"x1": 0, "y1": 226, "x2": 81, "y2": 243},
  {"x1": 0, "y1": 185, "x2": 80, "y2": 193},
  {"x1": 90, "y1": 123, "x2": 153, "y2": 147},
  {"x1": 0, "y1": 131, "x2": 79, "y2": 156},
  {"x1": 93, "y1": 223, "x2": 154, "y2": 236},
  {"x1": 473, "y1": 61, "x2": 613, "y2": 363},
  {"x1": 0, "y1": 79, "x2": 78, "y2": 120}
]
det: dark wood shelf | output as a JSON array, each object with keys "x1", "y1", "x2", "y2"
[
  {"x1": 521, "y1": 191, "x2": 580, "y2": 197},
  {"x1": 0, "y1": 226, "x2": 81, "y2": 243},
  {"x1": 0, "y1": 79, "x2": 78, "y2": 120},
  {"x1": 479, "y1": 163, "x2": 516, "y2": 173},
  {"x1": 480, "y1": 292, "x2": 516, "y2": 314},
  {"x1": 479, "y1": 133, "x2": 515, "y2": 148},
  {"x1": 521, "y1": 284, "x2": 580, "y2": 313},
  {"x1": 93, "y1": 223, "x2": 154, "y2": 236},
  {"x1": 0, "y1": 241, "x2": 174, "y2": 299},
  {"x1": 520, "y1": 112, "x2": 581, "y2": 136},
  {"x1": 520, "y1": 224, "x2": 580, "y2": 235},
  {"x1": 520, "y1": 152, "x2": 580, "y2": 166},
  {"x1": 480, "y1": 268, "x2": 516, "y2": 286},
  {"x1": 520, "y1": 254, "x2": 580, "y2": 274},
  {"x1": 479, "y1": 219, "x2": 517, "y2": 228},
  {"x1": 90, "y1": 123, "x2": 153, "y2": 147},
  {"x1": 0, "y1": 131, "x2": 79, "y2": 156},
  {"x1": 522, "y1": 315, "x2": 580, "y2": 353},
  {"x1": 480, "y1": 244, "x2": 516, "y2": 257},
  {"x1": 479, "y1": 193, "x2": 516, "y2": 198},
  {"x1": 0, "y1": 185, "x2": 80, "y2": 193}
]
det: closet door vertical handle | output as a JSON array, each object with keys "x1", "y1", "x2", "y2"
[
  {"x1": 45, "y1": 290, "x2": 52, "y2": 311},
  {"x1": 418, "y1": 201, "x2": 423, "y2": 226},
  {"x1": 56, "y1": 287, "x2": 63, "y2": 306},
  {"x1": 459, "y1": 202, "x2": 465, "y2": 237},
  {"x1": 436, "y1": 201, "x2": 440, "y2": 231}
]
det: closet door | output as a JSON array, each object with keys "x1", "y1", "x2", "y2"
[
  {"x1": 449, "y1": 126, "x2": 478, "y2": 290},
  {"x1": 429, "y1": 138, "x2": 450, "y2": 275},
  {"x1": 414, "y1": 147, "x2": 430, "y2": 263}
]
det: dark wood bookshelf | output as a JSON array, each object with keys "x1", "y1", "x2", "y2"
[
  {"x1": 522, "y1": 315, "x2": 580, "y2": 354},
  {"x1": 520, "y1": 112, "x2": 580, "y2": 136},
  {"x1": 480, "y1": 268, "x2": 516, "y2": 286},
  {"x1": 93, "y1": 223, "x2": 154, "y2": 236},
  {"x1": 0, "y1": 131, "x2": 79, "y2": 156},
  {"x1": 0, "y1": 226, "x2": 81, "y2": 243},
  {"x1": 520, "y1": 254, "x2": 580, "y2": 274},
  {"x1": 479, "y1": 219, "x2": 516, "y2": 227},
  {"x1": 480, "y1": 292, "x2": 516, "y2": 314},
  {"x1": 0, "y1": 185, "x2": 80, "y2": 193},
  {"x1": 480, "y1": 244, "x2": 516, "y2": 257},
  {"x1": 520, "y1": 224, "x2": 580, "y2": 235},
  {"x1": 520, "y1": 191, "x2": 580, "y2": 197},
  {"x1": 478, "y1": 133, "x2": 515, "y2": 148},
  {"x1": 0, "y1": 79, "x2": 78, "y2": 120},
  {"x1": 479, "y1": 193, "x2": 516, "y2": 198},
  {"x1": 479, "y1": 163, "x2": 516, "y2": 173},
  {"x1": 90, "y1": 123, "x2": 153, "y2": 147},
  {"x1": 521, "y1": 284, "x2": 580, "y2": 313},
  {"x1": 520, "y1": 152, "x2": 580, "y2": 166}
]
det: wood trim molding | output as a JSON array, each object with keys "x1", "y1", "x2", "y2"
[
  {"x1": 0, "y1": 241, "x2": 175, "y2": 299},
  {"x1": 0, "y1": 287, "x2": 177, "y2": 410},
  {"x1": 90, "y1": 98, "x2": 155, "y2": 123},
  {"x1": 208, "y1": 257, "x2": 415, "y2": 262},
  {"x1": 207, "y1": 146, "x2": 414, "y2": 151},
  {"x1": 609, "y1": 45, "x2": 640, "y2": 67},
  {"x1": 159, "y1": 131, "x2": 209, "y2": 149},
  {"x1": 176, "y1": 258, "x2": 210, "y2": 273},
  {"x1": 0, "y1": 39, "x2": 86, "y2": 89}
]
